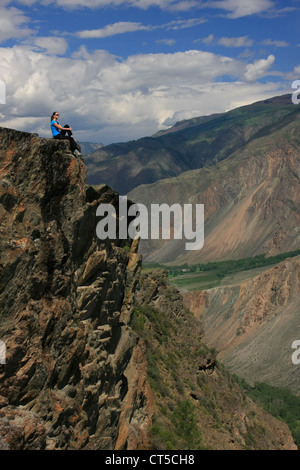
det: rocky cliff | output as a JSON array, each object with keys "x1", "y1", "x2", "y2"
[{"x1": 0, "y1": 128, "x2": 153, "y2": 450}]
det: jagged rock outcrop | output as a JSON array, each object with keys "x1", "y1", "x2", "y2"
[{"x1": 0, "y1": 128, "x2": 153, "y2": 450}]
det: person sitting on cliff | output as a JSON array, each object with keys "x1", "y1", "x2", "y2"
[{"x1": 50, "y1": 112, "x2": 81, "y2": 155}]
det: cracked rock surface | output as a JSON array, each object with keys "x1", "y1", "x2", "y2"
[{"x1": 0, "y1": 128, "x2": 153, "y2": 450}]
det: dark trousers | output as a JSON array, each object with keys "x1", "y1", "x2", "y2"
[{"x1": 54, "y1": 124, "x2": 78, "y2": 153}]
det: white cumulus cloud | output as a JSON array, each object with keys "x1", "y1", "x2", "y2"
[
  {"x1": 244, "y1": 54, "x2": 275, "y2": 81},
  {"x1": 77, "y1": 22, "x2": 150, "y2": 39},
  {"x1": 218, "y1": 36, "x2": 254, "y2": 48},
  {"x1": 12, "y1": 0, "x2": 195, "y2": 10},
  {"x1": 202, "y1": 0, "x2": 275, "y2": 18},
  {"x1": 25, "y1": 36, "x2": 69, "y2": 55},
  {"x1": 0, "y1": 45, "x2": 285, "y2": 144},
  {"x1": 0, "y1": 6, "x2": 35, "y2": 43},
  {"x1": 261, "y1": 39, "x2": 289, "y2": 47}
]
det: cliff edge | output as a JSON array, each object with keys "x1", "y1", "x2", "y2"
[{"x1": 0, "y1": 128, "x2": 153, "y2": 450}]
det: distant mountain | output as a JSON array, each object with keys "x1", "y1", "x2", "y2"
[
  {"x1": 78, "y1": 141, "x2": 103, "y2": 156},
  {"x1": 128, "y1": 95, "x2": 300, "y2": 264},
  {"x1": 85, "y1": 94, "x2": 297, "y2": 194},
  {"x1": 151, "y1": 113, "x2": 222, "y2": 137}
]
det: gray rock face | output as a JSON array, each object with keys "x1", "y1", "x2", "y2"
[{"x1": 0, "y1": 128, "x2": 153, "y2": 450}]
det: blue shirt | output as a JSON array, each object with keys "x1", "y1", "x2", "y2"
[{"x1": 51, "y1": 119, "x2": 60, "y2": 137}]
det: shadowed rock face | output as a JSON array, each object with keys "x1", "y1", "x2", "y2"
[{"x1": 0, "y1": 128, "x2": 153, "y2": 450}]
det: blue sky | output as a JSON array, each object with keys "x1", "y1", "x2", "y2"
[{"x1": 0, "y1": 0, "x2": 299, "y2": 144}]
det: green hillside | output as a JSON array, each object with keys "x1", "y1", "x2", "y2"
[
  {"x1": 144, "y1": 250, "x2": 300, "y2": 291},
  {"x1": 85, "y1": 94, "x2": 297, "y2": 194}
]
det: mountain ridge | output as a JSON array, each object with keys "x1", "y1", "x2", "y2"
[
  {"x1": 85, "y1": 94, "x2": 297, "y2": 195},
  {"x1": 128, "y1": 103, "x2": 300, "y2": 264}
]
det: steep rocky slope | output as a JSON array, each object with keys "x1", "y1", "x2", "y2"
[
  {"x1": 86, "y1": 94, "x2": 297, "y2": 195},
  {"x1": 183, "y1": 256, "x2": 300, "y2": 396},
  {"x1": 0, "y1": 128, "x2": 153, "y2": 450},
  {"x1": 128, "y1": 101, "x2": 300, "y2": 264},
  {"x1": 0, "y1": 127, "x2": 296, "y2": 450},
  {"x1": 132, "y1": 270, "x2": 297, "y2": 450}
]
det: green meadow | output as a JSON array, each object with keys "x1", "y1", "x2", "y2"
[{"x1": 143, "y1": 250, "x2": 300, "y2": 291}]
